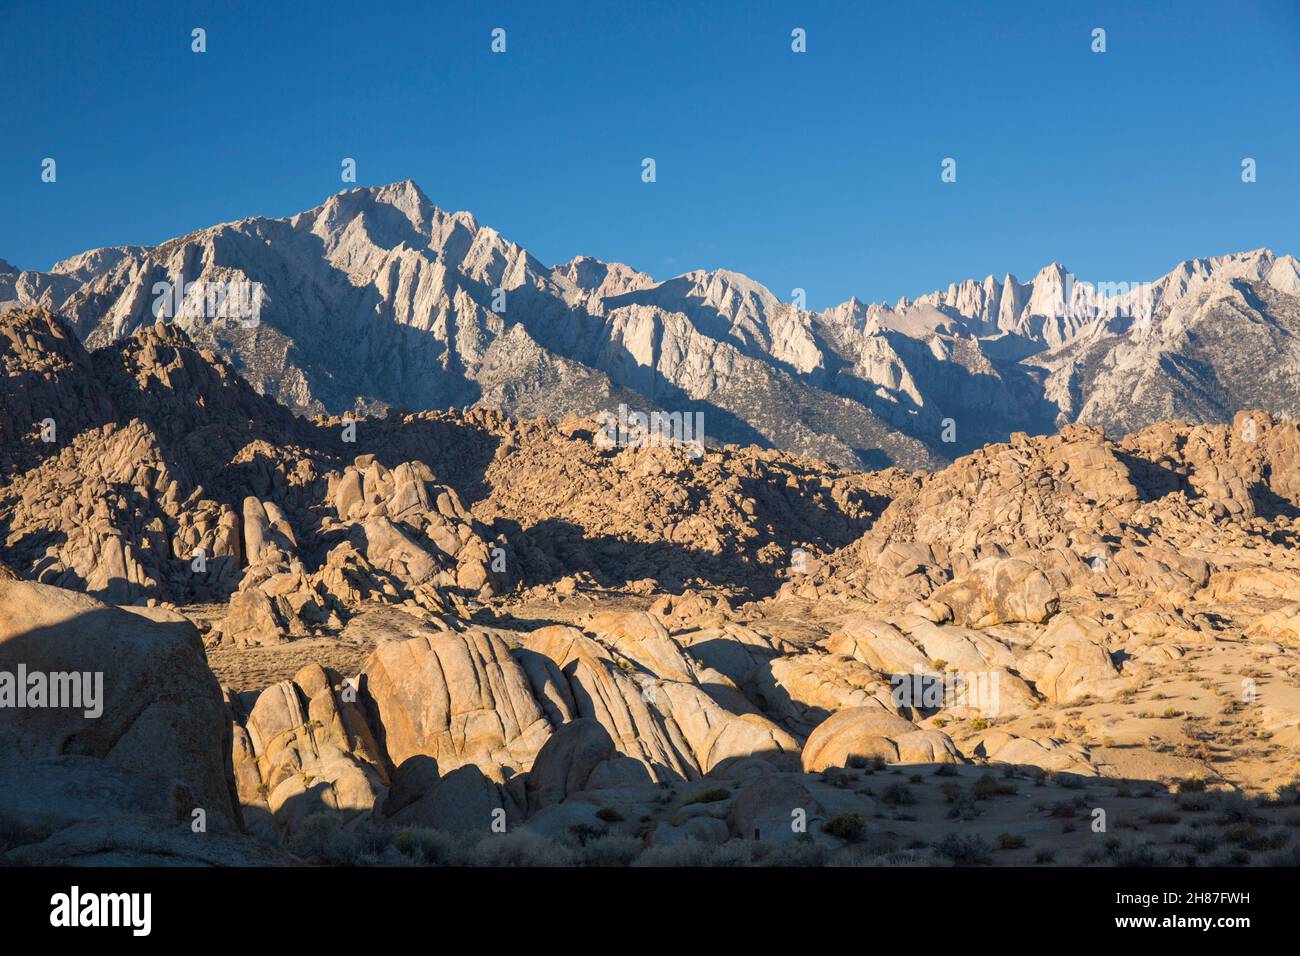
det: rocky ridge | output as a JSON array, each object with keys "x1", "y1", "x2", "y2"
[{"x1": 5, "y1": 182, "x2": 1298, "y2": 469}]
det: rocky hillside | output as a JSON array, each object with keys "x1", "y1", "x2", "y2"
[
  {"x1": 3, "y1": 304, "x2": 1300, "y2": 867},
  {"x1": 0, "y1": 308, "x2": 885, "y2": 644},
  {"x1": 5, "y1": 181, "x2": 1297, "y2": 469}
]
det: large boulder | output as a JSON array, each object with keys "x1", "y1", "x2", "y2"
[
  {"x1": 388, "y1": 763, "x2": 509, "y2": 834},
  {"x1": 800, "y1": 707, "x2": 961, "y2": 771},
  {"x1": 727, "y1": 777, "x2": 827, "y2": 844},
  {"x1": 0, "y1": 756, "x2": 207, "y2": 848},
  {"x1": 902, "y1": 620, "x2": 1018, "y2": 672},
  {"x1": 655, "y1": 681, "x2": 800, "y2": 774},
  {"x1": 524, "y1": 718, "x2": 623, "y2": 812},
  {"x1": 582, "y1": 609, "x2": 697, "y2": 683},
  {"x1": 0, "y1": 580, "x2": 237, "y2": 824},
  {"x1": 972, "y1": 731, "x2": 1097, "y2": 776},
  {"x1": 1017, "y1": 614, "x2": 1126, "y2": 703},
  {"x1": 675, "y1": 624, "x2": 787, "y2": 685},
  {"x1": 236, "y1": 664, "x2": 388, "y2": 835},
  {"x1": 1245, "y1": 602, "x2": 1300, "y2": 645},
  {"x1": 824, "y1": 619, "x2": 930, "y2": 674},
  {"x1": 525, "y1": 625, "x2": 699, "y2": 782},
  {"x1": 361, "y1": 628, "x2": 554, "y2": 777},
  {"x1": 924, "y1": 557, "x2": 1059, "y2": 628},
  {"x1": 747, "y1": 652, "x2": 895, "y2": 736}
]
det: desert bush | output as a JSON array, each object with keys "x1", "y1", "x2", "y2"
[
  {"x1": 287, "y1": 814, "x2": 406, "y2": 866},
  {"x1": 1048, "y1": 799, "x2": 1081, "y2": 818},
  {"x1": 881, "y1": 783, "x2": 916, "y2": 806},
  {"x1": 1175, "y1": 792, "x2": 1214, "y2": 812},
  {"x1": 1265, "y1": 845, "x2": 1300, "y2": 866},
  {"x1": 935, "y1": 832, "x2": 993, "y2": 866},
  {"x1": 1108, "y1": 841, "x2": 1161, "y2": 867},
  {"x1": 392, "y1": 826, "x2": 473, "y2": 865},
  {"x1": 996, "y1": 832, "x2": 1026, "y2": 850},
  {"x1": 822, "y1": 770, "x2": 855, "y2": 789},
  {"x1": 1144, "y1": 811, "x2": 1181, "y2": 825},
  {"x1": 972, "y1": 773, "x2": 1017, "y2": 800},
  {"x1": 1192, "y1": 832, "x2": 1221, "y2": 854},
  {"x1": 565, "y1": 823, "x2": 608, "y2": 847},
  {"x1": 1223, "y1": 823, "x2": 1289, "y2": 852},
  {"x1": 830, "y1": 844, "x2": 925, "y2": 867},
  {"x1": 632, "y1": 839, "x2": 752, "y2": 867},
  {"x1": 1214, "y1": 798, "x2": 1265, "y2": 827},
  {"x1": 823, "y1": 812, "x2": 868, "y2": 842},
  {"x1": 576, "y1": 835, "x2": 644, "y2": 867},
  {"x1": 750, "y1": 840, "x2": 831, "y2": 867},
  {"x1": 468, "y1": 830, "x2": 576, "y2": 866},
  {"x1": 946, "y1": 791, "x2": 978, "y2": 821}
]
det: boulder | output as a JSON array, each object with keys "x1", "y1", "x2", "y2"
[
  {"x1": 0, "y1": 580, "x2": 238, "y2": 824},
  {"x1": 1018, "y1": 614, "x2": 1126, "y2": 703},
  {"x1": 800, "y1": 707, "x2": 961, "y2": 771},
  {"x1": 824, "y1": 619, "x2": 930, "y2": 674},
  {"x1": 728, "y1": 777, "x2": 826, "y2": 844},
  {"x1": 238, "y1": 665, "x2": 388, "y2": 834},
  {"x1": 925, "y1": 557, "x2": 1059, "y2": 627},
  {"x1": 524, "y1": 718, "x2": 620, "y2": 812},
  {"x1": 525, "y1": 625, "x2": 699, "y2": 782},
  {"x1": 747, "y1": 652, "x2": 895, "y2": 735},
  {"x1": 389, "y1": 763, "x2": 509, "y2": 834},
  {"x1": 361, "y1": 628, "x2": 554, "y2": 776}
]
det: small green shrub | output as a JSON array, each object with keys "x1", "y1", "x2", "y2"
[
  {"x1": 822, "y1": 812, "x2": 868, "y2": 842},
  {"x1": 972, "y1": 773, "x2": 1017, "y2": 800}
]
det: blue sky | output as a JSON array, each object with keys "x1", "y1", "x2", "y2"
[{"x1": 2, "y1": 0, "x2": 1298, "y2": 309}]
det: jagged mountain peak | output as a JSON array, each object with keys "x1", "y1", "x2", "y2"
[
  {"x1": 2, "y1": 183, "x2": 1296, "y2": 471},
  {"x1": 551, "y1": 256, "x2": 656, "y2": 298}
]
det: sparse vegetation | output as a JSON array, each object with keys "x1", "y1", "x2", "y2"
[
  {"x1": 823, "y1": 812, "x2": 868, "y2": 842},
  {"x1": 995, "y1": 832, "x2": 1026, "y2": 850},
  {"x1": 935, "y1": 833, "x2": 993, "y2": 866},
  {"x1": 972, "y1": 773, "x2": 1017, "y2": 800},
  {"x1": 881, "y1": 783, "x2": 917, "y2": 807}
]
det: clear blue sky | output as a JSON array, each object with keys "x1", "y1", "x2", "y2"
[{"x1": 2, "y1": 0, "x2": 1298, "y2": 309}]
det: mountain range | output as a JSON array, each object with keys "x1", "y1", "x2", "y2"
[{"x1": 4, "y1": 179, "x2": 1298, "y2": 469}]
